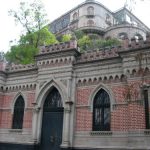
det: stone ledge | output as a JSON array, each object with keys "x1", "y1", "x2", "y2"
[
  {"x1": 90, "y1": 131, "x2": 112, "y2": 136},
  {"x1": 8, "y1": 129, "x2": 23, "y2": 133},
  {"x1": 144, "y1": 130, "x2": 150, "y2": 135}
]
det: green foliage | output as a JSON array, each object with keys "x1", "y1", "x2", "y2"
[
  {"x1": 70, "y1": 30, "x2": 121, "y2": 52},
  {"x1": 73, "y1": 30, "x2": 85, "y2": 39},
  {"x1": 78, "y1": 35, "x2": 92, "y2": 52},
  {"x1": 8, "y1": 0, "x2": 48, "y2": 33},
  {"x1": 6, "y1": 26, "x2": 57, "y2": 64},
  {"x1": 76, "y1": 33, "x2": 120, "y2": 52},
  {"x1": 20, "y1": 27, "x2": 58, "y2": 46},
  {"x1": 95, "y1": 38, "x2": 121, "y2": 48},
  {"x1": 61, "y1": 34, "x2": 72, "y2": 42},
  {"x1": 6, "y1": 0, "x2": 58, "y2": 64},
  {"x1": 5, "y1": 45, "x2": 38, "y2": 64}
]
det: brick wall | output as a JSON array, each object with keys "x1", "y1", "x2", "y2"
[
  {"x1": 76, "y1": 87, "x2": 93, "y2": 131},
  {"x1": 23, "y1": 91, "x2": 36, "y2": 129},
  {"x1": 0, "y1": 90, "x2": 35, "y2": 129},
  {"x1": 76, "y1": 87, "x2": 94, "y2": 105},
  {"x1": 76, "y1": 108, "x2": 92, "y2": 131},
  {"x1": 23, "y1": 109, "x2": 33, "y2": 128},
  {"x1": 111, "y1": 105, "x2": 129, "y2": 131},
  {"x1": 0, "y1": 94, "x2": 14, "y2": 128},
  {"x1": 76, "y1": 80, "x2": 147, "y2": 132},
  {"x1": 0, "y1": 110, "x2": 12, "y2": 128},
  {"x1": 0, "y1": 94, "x2": 4, "y2": 126}
]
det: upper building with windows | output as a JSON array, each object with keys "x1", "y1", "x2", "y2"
[{"x1": 49, "y1": 0, "x2": 150, "y2": 40}]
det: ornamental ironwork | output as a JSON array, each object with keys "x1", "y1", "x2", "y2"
[
  {"x1": 44, "y1": 87, "x2": 63, "y2": 112},
  {"x1": 12, "y1": 96, "x2": 25, "y2": 129},
  {"x1": 93, "y1": 89, "x2": 110, "y2": 131}
]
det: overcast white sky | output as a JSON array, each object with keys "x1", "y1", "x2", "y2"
[{"x1": 0, "y1": 0, "x2": 150, "y2": 53}]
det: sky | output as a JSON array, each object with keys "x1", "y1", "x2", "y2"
[{"x1": 0, "y1": 0, "x2": 150, "y2": 53}]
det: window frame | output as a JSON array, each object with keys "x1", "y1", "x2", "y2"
[
  {"x1": 12, "y1": 96, "x2": 25, "y2": 129},
  {"x1": 87, "y1": 6, "x2": 94, "y2": 16},
  {"x1": 143, "y1": 89, "x2": 150, "y2": 129},
  {"x1": 92, "y1": 89, "x2": 111, "y2": 131}
]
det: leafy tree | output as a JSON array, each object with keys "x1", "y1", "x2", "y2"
[
  {"x1": 78, "y1": 35, "x2": 92, "y2": 52},
  {"x1": 6, "y1": 44, "x2": 38, "y2": 64},
  {"x1": 95, "y1": 38, "x2": 121, "y2": 48},
  {"x1": 61, "y1": 34, "x2": 72, "y2": 42},
  {"x1": 73, "y1": 30, "x2": 85, "y2": 40},
  {"x1": 6, "y1": 27, "x2": 58, "y2": 64},
  {"x1": 6, "y1": 0, "x2": 57, "y2": 64},
  {"x1": 8, "y1": 0, "x2": 47, "y2": 35},
  {"x1": 71, "y1": 30, "x2": 120, "y2": 52}
]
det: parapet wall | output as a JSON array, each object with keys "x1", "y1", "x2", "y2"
[
  {"x1": 39, "y1": 40, "x2": 78, "y2": 54},
  {"x1": 0, "y1": 34, "x2": 150, "y2": 73},
  {"x1": 77, "y1": 34, "x2": 150, "y2": 63}
]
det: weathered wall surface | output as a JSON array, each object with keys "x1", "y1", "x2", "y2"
[{"x1": 0, "y1": 38, "x2": 150, "y2": 149}]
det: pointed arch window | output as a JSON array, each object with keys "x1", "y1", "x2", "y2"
[
  {"x1": 93, "y1": 89, "x2": 110, "y2": 131},
  {"x1": 44, "y1": 87, "x2": 63, "y2": 112},
  {"x1": 12, "y1": 96, "x2": 25, "y2": 129}
]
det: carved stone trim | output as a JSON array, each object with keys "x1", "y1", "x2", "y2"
[
  {"x1": 90, "y1": 131, "x2": 112, "y2": 136},
  {"x1": 9, "y1": 129, "x2": 23, "y2": 133},
  {"x1": 144, "y1": 130, "x2": 150, "y2": 135},
  {"x1": 76, "y1": 105, "x2": 89, "y2": 108}
]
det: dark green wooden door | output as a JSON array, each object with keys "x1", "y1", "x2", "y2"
[
  {"x1": 39, "y1": 87, "x2": 64, "y2": 150},
  {"x1": 40, "y1": 111, "x2": 63, "y2": 150}
]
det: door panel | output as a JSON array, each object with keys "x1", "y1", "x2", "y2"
[{"x1": 40, "y1": 111, "x2": 63, "y2": 150}]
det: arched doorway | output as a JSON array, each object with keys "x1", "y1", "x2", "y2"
[{"x1": 39, "y1": 87, "x2": 64, "y2": 150}]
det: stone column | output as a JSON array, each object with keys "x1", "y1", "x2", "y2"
[
  {"x1": 61, "y1": 101, "x2": 73, "y2": 148},
  {"x1": 32, "y1": 103, "x2": 40, "y2": 143}
]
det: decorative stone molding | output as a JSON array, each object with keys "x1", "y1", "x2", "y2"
[
  {"x1": 113, "y1": 103, "x2": 128, "y2": 110},
  {"x1": 9, "y1": 129, "x2": 23, "y2": 133},
  {"x1": 129, "y1": 67, "x2": 150, "y2": 78},
  {"x1": 76, "y1": 47, "x2": 119, "y2": 63},
  {"x1": 77, "y1": 74, "x2": 127, "y2": 86},
  {"x1": 75, "y1": 35, "x2": 150, "y2": 63},
  {"x1": 65, "y1": 101, "x2": 73, "y2": 113},
  {"x1": 144, "y1": 130, "x2": 150, "y2": 135},
  {"x1": 37, "y1": 56, "x2": 75, "y2": 67},
  {"x1": 60, "y1": 79, "x2": 68, "y2": 87},
  {"x1": 39, "y1": 81, "x2": 46, "y2": 89},
  {"x1": 5, "y1": 64, "x2": 37, "y2": 72},
  {"x1": 0, "y1": 86, "x2": 4, "y2": 92},
  {"x1": 4, "y1": 83, "x2": 36, "y2": 92},
  {"x1": 90, "y1": 131, "x2": 112, "y2": 136},
  {"x1": 39, "y1": 40, "x2": 78, "y2": 54}
]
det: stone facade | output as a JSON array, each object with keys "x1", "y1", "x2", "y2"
[
  {"x1": 0, "y1": 35, "x2": 150, "y2": 149},
  {"x1": 49, "y1": 0, "x2": 150, "y2": 41}
]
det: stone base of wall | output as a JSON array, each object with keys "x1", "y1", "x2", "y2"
[
  {"x1": 0, "y1": 143, "x2": 149, "y2": 150},
  {"x1": 0, "y1": 142, "x2": 38, "y2": 150},
  {"x1": 71, "y1": 148, "x2": 149, "y2": 150}
]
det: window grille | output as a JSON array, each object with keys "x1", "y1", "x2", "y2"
[
  {"x1": 93, "y1": 89, "x2": 110, "y2": 131},
  {"x1": 144, "y1": 90, "x2": 150, "y2": 129},
  {"x1": 12, "y1": 96, "x2": 25, "y2": 129},
  {"x1": 44, "y1": 88, "x2": 63, "y2": 112}
]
